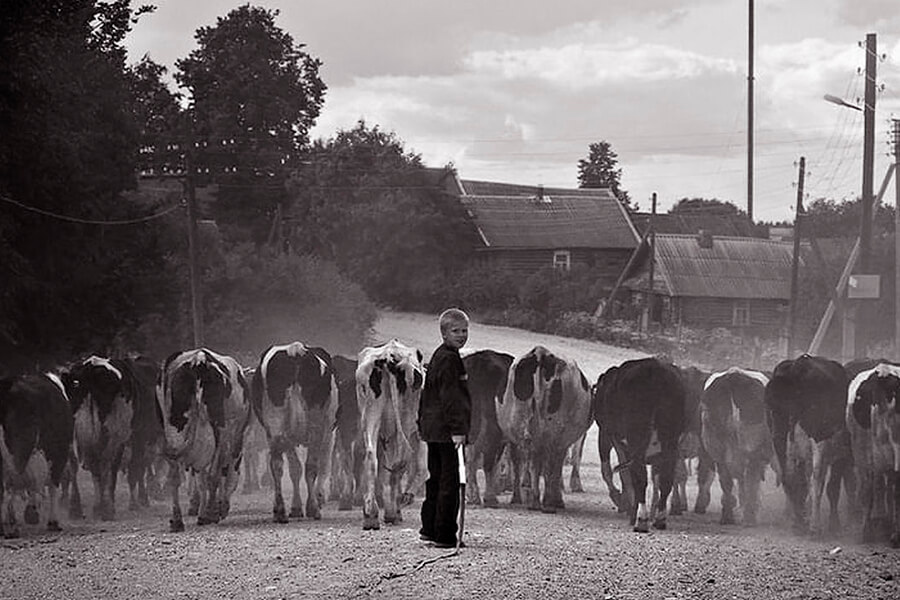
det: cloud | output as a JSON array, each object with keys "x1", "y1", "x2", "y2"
[{"x1": 834, "y1": 0, "x2": 900, "y2": 32}]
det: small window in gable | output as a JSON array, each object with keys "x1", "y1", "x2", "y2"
[
  {"x1": 553, "y1": 250, "x2": 571, "y2": 271},
  {"x1": 733, "y1": 300, "x2": 751, "y2": 326}
]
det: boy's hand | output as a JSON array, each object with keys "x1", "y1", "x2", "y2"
[{"x1": 451, "y1": 435, "x2": 465, "y2": 447}]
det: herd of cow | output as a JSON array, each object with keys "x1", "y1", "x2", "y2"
[{"x1": 1, "y1": 339, "x2": 898, "y2": 549}]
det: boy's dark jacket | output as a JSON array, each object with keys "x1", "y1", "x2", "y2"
[{"x1": 417, "y1": 343, "x2": 472, "y2": 443}]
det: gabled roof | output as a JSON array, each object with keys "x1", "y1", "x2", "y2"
[
  {"x1": 631, "y1": 212, "x2": 763, "y2": 237},
  {"x1": 623, "y1": 233, "x2": 796, "y2": 299}
]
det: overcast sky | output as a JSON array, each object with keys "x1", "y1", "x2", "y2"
[{"x1": 126, "y1": 0, "x2": 900, "y2": 222}]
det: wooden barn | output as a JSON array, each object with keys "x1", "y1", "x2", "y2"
[
  {"x1": 615, "y1": 231, "x2": 796, "y2": 334},
  {"x1": 429, "y1": 169, "x2": 639, "y2": 287}
]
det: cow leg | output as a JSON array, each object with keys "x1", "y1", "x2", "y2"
[
  {"x1": 541, "y1": 449, "x2": 566, "y2": 513},
  {"x1": 891, "y1": 470, "x2": 900, "y2": 548},
  {"x1": 303, "y1": 439, "x2": 327, "y2": 520},
  {"x1": 361, "y1": 427, "x2": 381, "y2": 530},
  {"x1": 383, "y1": 468, "x2": 403, "y2": 524},
  {"x1": 825, "y1": 463, "x2": 843, "y2": 534},
  {"x1": 525, "y1": 450, "x2": 542, "y2": 511},
  {"x1": 197, "y1": 470, "x2": 221, "y2": 525},
  {"x1": 568, "y1": 433, "x2": 586, "y2": 493},
  {"x1": 285, "y1": 447, "x2": 305, "y2": 519},
  {"x1": 167, "y1": 460, "x2": 184, "y2": 532},
  {"x1": 269, "y1": 448, "x2": 289, "y2": 523},
  {"x1": 465, "y1": 450, "x2": 482, "y2": 505},
  {"x1": 243, "y1": 450, "x2": 260, "y2": 494},
  {"x1": 630, "y1": 460, "x2": 650, "y2": 533},
  {"x1": 2, "y1": 490, "x2": 20, "y2": 539},
  {"x1": 219, "y1": 461, "x2": 239, "y2": 522},
  {"x1": 859, "y1": 467, "x2": 877, "y2": 542},
  {"x1": 600, "y1": 460, "x2": 625, "y2": 513},
  {"x1": 717, "y1": 463, "x2": 737, "y2": 525},
  {"x1": 653, "y1": 455, "x2": 675, "y2": 530},
  {"x1": 508, "y1": 444, "x2": 523, "y2": 505},
  {"x1": 694, "y1": 452, "x2": 715, "y2": 514},
  {"x1": 670, "y1": 459, "x2": 687, "y2": 515},
  {"x1": 742, "y1": 461, "x2": 765, "y2": 526},
  {"x1": 68, "y1": 454, "x2": 84, "y2": 520},
  {"x1": 810, "y1": 441, "x2": 828, "y2": 535},
  {"x1": 47, "y1": 483, "x2": 62, "y2": 532},
  {"x1": 481, "y1": 441, "x2": 506, "y2": 508}
]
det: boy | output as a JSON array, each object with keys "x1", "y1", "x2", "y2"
[{"x1": 417, "y1": 308, "x2": 472, "y2": 548}]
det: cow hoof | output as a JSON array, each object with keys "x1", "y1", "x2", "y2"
[
  {"x1": 289, "y1": 507, "x2": 304, "y2": 519},
  {"x1": 653, "y1": 518, "x2": 667, "y2": 530},
  {"x1": 483, "y1": 497, "x2": 499, "y2": 509},
  {"x1": 540, "y1": 505, "x2": 558, "y2": 514},
  {"x1": 670, "y1": 507, "x2": 683, "y2": 516},
  {"x1": 69, "y1": 502, "x2": 84, "y2": 520},
  {"x1": 720, "y1": 514, "x2": 736, "y2": 526},
  {"x1": 306, "y1": 507, "x2": 321, "y2": 521},
  {"x1": 633, "y1": 518, "x2": 650, "y2": 533},
  {"x1": 24, "y1": 504, "x2": 39, "y2": 525},
  {"x1": 47, "y1": 520, "x2": 62, "y2": 533},
  {"x1": 4, "y1": 528, "x2": 21, "y2": 539},
  {"x1": 362, "y1": 518, "x2": 381, "y2": 531},
  {"x1": 694, "y1": 506, "x2": 707, "y2": 515},
  {"x1": 169, "y1": 518, "x2": 185, "y2": 533},
  {"x1": 890, "y1": 533, "x2": 900, "y2": 548},
  {"x1": 187, "y1": 506, "x2": 198, "y2": 517}
]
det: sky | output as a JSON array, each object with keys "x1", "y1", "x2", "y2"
[{"x1": 125, "y1": 0, "x2": 900, "y2": 223}]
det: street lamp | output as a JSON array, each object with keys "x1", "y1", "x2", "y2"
[{"x1": 823, "y1": 94, "x2": 862, "y2": 112}]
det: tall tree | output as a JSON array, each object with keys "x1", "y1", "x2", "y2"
[
  {"x1": 175, "y1": 4, "x2": 326, "y2": 244},
  {"x1": 0, "y1": 0, "x2": 166, "y2": 365},
  {"x1": 128, "y1": 55, "x2": 185, "y2": 176},
  {"x1": 577, "y1": 141, "x2": 632, "y2": 210},
  {"x1": 289, "y1": 120, "x2": 476, "y2": 309}
]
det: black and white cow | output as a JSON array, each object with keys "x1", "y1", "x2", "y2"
[
  {"x1": 251, "y1": 342, "x2": 338, "y2": 522},
  {"x1": 0, "y1": 373, "x2": 74, "y2": 538},
  {"x1": 61, "y1": 355, "x2": 161, "y2": 520},
  {"x1": 498, "y1": 346, "x2": 592, "y2": 513},
  {"x1": 593, "y1": 357, "x2": 685, "y2": 532},
  {"x1": 700, "y1": 366, "x2": 773, "y2": 525},
  {"x1": 356, "y1": 340, "x2": 425, "y2": 530},
  {"x1": 846, "y1": 362, "x2": 900, "y2": 546},
  {"x1": 156, "y1": 348, "x2": 251, "y2": 531},
  {"x1": 462, "y1": 349, "x2": 514, "y2": 507},
  {"x1": 765, "y1": 354, "x2": 855, "y2": 534}
]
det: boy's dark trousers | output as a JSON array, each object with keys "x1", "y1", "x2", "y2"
[{"x1": 420, "y1": 441, "x2": 460, "y2": 543}]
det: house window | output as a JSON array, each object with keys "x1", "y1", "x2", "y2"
[
  {"x1": 733, "y1": 300, "x2": 751, "y2": 326},
  {"x1": 553, "y1": 250, "x2": 571, "y2": 271}
]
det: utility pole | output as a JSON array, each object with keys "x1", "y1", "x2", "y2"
[
  {"x1": 789, "y1": 157, "x2": 805, "y2": 358},
  {"x1": 648, "y1": 192, "x2": 657, "y2": 324},
  {"x1": 184, "y1": 145, "x2": 204, "y2": 348},
  {"x1": 854, "y1": 32, "x2": 877, "y2": 359},
  {"x1": 894, "y1": 119, "x2": 900, "y2": 358},
  {"x1": 747, "y1": 0, "x2": 755, "y2": 222}
]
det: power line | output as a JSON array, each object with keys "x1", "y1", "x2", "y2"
[{"x1": 0, "y1": 194, "x2": 183, "y2": 225}]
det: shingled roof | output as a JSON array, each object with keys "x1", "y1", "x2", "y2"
[
  {"x1": 456, "y1": 181, "x2": 638, "y2": 249},
  {"x1": 623, "y1": 233, "x2": 796, "y2": 299}
]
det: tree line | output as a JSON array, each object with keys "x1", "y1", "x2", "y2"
[{"x1": 1, "y1": 1, "x2": 891, "y2": 370}]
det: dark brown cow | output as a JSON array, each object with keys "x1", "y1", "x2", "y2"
[
  {"x1": 1, "y1": 373, "x2": 74, "y2": 537},
  {"x1": 157, "y1": 348, "x2": 251, "y2": 531},
  {"x1": 251, "y1": 342, "x2": 338, "y2": 522},
  {"x1": 846, "y1": 362, "x2": 900, "y2": 546},
  {"x1": 701, "y1": 367, "x2": 773, "y2": 525},
  {"x1": 765, "y1": 354, "x2": 854, "y2": 534},
  {"x1": 669, "y1": 365, "x2": 712, "y2": 516},
  {"x1": 331, "y1": 355, "x2": 362, "y2": 511},
  {"x1": 462, "y1": 349, "x2": 513, "y2": 507},
  {"x1": 593, "y1": 357, "x2": 685, "y2": 532},
  {"x1": 61, "y1": 355, "x2": 161, "y2": 520},
  {"x1": 356, "y1": 340, "x2": 425, "y2": 530},
  {"x1": 498, "y1": 346, "x2": 592, "y2": 513}
]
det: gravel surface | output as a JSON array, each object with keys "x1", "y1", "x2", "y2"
[{"x1": 3, "y1": 311, "x2": 899, "y2": 600}]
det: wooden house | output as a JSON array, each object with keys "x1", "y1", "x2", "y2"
[
  {"x1": 429, "y1": 169, "x2": 639, "y2": 288},
  {"x1": 616, "y1": 232, "x2": 796, "y2": 334}
]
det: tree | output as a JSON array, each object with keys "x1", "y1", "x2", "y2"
[
  {"x1": 128, "y1": 55, "x2": 185, "y2": 176},
  {"x1": 577, "y1": 141, "x2": 633, "y2": 210},
  {"x1": 175, "y1": 4, "x2": 326, "y2": 244},
  {"x1": 0, "y1": 0, "x2": 170, "y2": 366},
  {"x1": 289, "y1": 120, "x2": 477, "y2": 309},
  {"x1": 669, "y1": 197, "x2": 744, "y2": 216}
]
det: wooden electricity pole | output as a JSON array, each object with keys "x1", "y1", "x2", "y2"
[
  {"x1": 747, "y1": 0, "x2": 755, "y2": 222},
  {"x1": 788, "y1": 157, "x2": 805, "y2": 357},
  {"x1": 894, "y1": 119, "x2": 900, "y2": 357},
  {"x1": 184, "y1": 148, "x2": 204, "y2": 348}
]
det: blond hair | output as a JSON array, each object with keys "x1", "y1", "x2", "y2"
[{"x1": 439, "y1": 308, "x2": 469, "y2": 333}]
